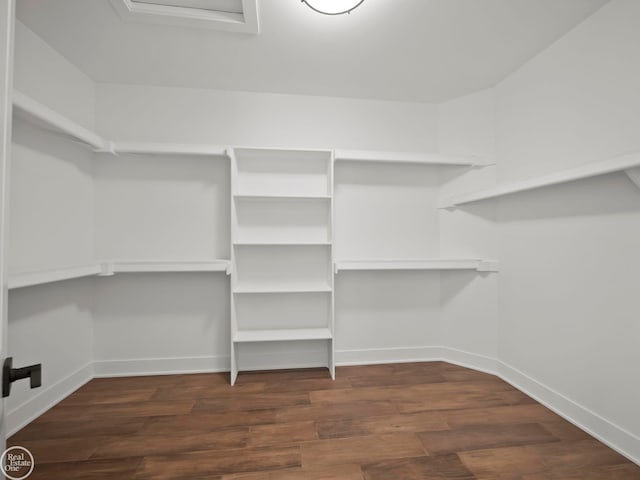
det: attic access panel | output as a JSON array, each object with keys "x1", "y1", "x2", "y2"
[{"x1": 110, "y1": 0, "x2": 259, "y2": 33}]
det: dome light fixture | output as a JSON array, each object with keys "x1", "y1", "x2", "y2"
[{"x1": 301, "y1": 0, "x2": 365, "y2": 15}]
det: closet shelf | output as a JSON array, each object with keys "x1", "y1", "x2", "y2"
[
  {"x1": 8, "y1": 263, "x2": 105, "y2": 289},
  {"x1": 8, "y1": 260, "x2": 232, "y2": 288},
  {"x1": 233, "y1": 328, "x2": 333, "y2": 343},
  {"x1": 106, "y1": 260, "x2": 231, "y2": 275},
  {"x1": 13, "y1": 90, "x2": 108, "y2": 151},
  {"x1": 334, "y1": 149, "x2": 493, "y2": 167},
  {"x1": 12, "y1": 92, "x2": 229, "y2": 157},
  {"x1": 440, "y1": 152, "x2": 640, "y2": 208},
  {"x1": 233, "y1": 242, "x2": 331, "y2": 246},
  {"x1": 234, "y1": 194, "x2": 331, "y2": 200},
  {"x1": 106, "y1": 142, "x2": 229, "y2": 157},
  {"x1": 233, "y1": 285, "x2": 332, "y2": 294},
  {"x1": 334, "y1": 259, "x2": 499, "y2": 273}
]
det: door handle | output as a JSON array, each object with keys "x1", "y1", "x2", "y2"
[{"x1": 2, "y1": 357, "x2": 42, "y2": 398}]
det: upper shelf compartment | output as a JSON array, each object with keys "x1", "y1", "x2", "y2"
[
  {"x1": 334, "y1": 149, "x2": 493, "y2": 167},
  {"x1": 440, "y1": 152, "x2": 640, "y2": 208},
  {"x1": 12, "y1": 90, "x2": 108, "y2": 151},
  {"x1": 233, "y1": 148, "x2": 332, "y2": 197}
]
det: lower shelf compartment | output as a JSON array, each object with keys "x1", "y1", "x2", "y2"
[{"x1": 233, "y1": 328, "x2": 333, "y2": 343}]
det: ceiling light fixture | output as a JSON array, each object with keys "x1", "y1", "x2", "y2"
[{"x1": 301, "y1": 0, "x2": 364, "y2": 15}]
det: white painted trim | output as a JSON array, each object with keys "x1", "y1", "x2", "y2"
[
  {"x1": 336, "y1": 346, "x2": 442, "y2": 365},
  {"x1": 497, "y1": 359, "x2": 640, "y2": 466},
  {"x1": 93, "y1": 355, "x2": 229, "y2": 377},
  {"x1": 440, "y1": 151, "x2": 640, "y2": 208},
  {"x1": 0, "y1": 0, "x2": 15, "y2": 447},
  {"x1": 6, "y1": 361, "x2": 93, "y2": 437},
  {"x1": 109, "y1": 0, "x2": 259, "y2": 33},
  {"x1": 439, "y1": 346, "x2": 499, "y2": 374}
]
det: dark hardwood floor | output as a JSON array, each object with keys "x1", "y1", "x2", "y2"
[{"x1": 9, "y1": 362, "x2": 640, "y2": 479}]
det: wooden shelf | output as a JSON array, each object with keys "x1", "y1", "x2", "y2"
[
  {"x1": 109, "y1": 142, "x2": 229, "y2": 157},
  {"x1": 334, "y1": 149, "x2": 492, "y2": 167},
  {"x1": 334, "y1": 259, "x2": 498, "y2": 272},
  {"x1": 440, "y1": 152, "x2": 640, "y2": 208},
  {"x1": 8, "y1": 263, "x2": 105, "y2": 289},
  {"x1": 13, "y1": 90, "x2": 108, "y2": 151},
  {"x1": 233, "y1": 328, "x2": 332, "y2": 343},
  {"x1": 233, "y1": 285, "x2": 332, "y2": 294}
]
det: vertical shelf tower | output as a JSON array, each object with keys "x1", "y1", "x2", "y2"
[{"x1": 230, "y1": 147, "x2": 335, "y2": 385}]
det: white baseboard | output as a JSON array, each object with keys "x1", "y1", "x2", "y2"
[
  {"x1": 497, "y1": 360, "x2": 640, "y2": 466},
  {"x1": 336, "y1": 346, "x2": 442, "y2": 365},
  {"x1": 441, "y1": 347, "x2": 640, "y2": 467},
  {"x1": 7, "y1": 361, "x2": 94, "y2": 437},
  {"x1": 93, "y1": 355, "x2": 229, "y2": 377}
]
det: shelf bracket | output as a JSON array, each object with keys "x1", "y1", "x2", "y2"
[
  {"x1": 477, "y1": 260, "x2": 499, "y2": 273},
  {"x1": 98, "y1": 262, "x2": 115, "y2": 276},
  {"x1": 625, "y1": 167, "x2": 640, "y2": 189}
]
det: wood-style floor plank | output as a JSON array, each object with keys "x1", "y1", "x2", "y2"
[
  {"x1": 301, "y1": 433, "x2": 426, "y2": 467},
  {"x1": 221, "y1": 463, "x2": 365, "y2": 480},
  {"x1": 134, "y1": 446, "x2": 301, "y2": 479},
  {"x1": 362, "y1": 454, "x2": 476, "y2": 480},
  {"x1": 7, "y1": 362, "x2": 638, "y2": 480}
]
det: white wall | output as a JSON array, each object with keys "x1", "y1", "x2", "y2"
[
  {"x1": 13, "y1": 21, "x2": 94, "y2": 129},
  {"x1": 8, "y1": 17, "x2": 96, "y2": 435},
  {"x1": 493, "y1": 0, "x2": 640, "y2": 461},
  {"x1": 437, "y1": 89, "x2": 499, "y2": 363},
  {"x1": 334, "y1": 161, "x2": 443, "y2": 362},
  {"x1": 93, "y1": 152, "x2": 230, "y2": 261},
  {"x1": 93, "y1": 273, "x2": 229, "y2": 375},
  {"x1": 96, "y1": 83, "x2": 438, "y2": 152},
  {"x1": 95, "y1": 84, "x2": 442, "y2": 368}
]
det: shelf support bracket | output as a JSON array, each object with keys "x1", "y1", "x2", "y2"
[
  {"x1": 625, "y1": 167, "x2": 640, "y2": 189},
  {"x1": 477, "y1": 260, "x2": 499, "y2": 273},
  {"x1": 98, "y1": 262, "x2": 115, "y2": 276}
]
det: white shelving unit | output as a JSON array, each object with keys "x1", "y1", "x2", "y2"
[
  {"x1": 230, "y1": 147, "x2": 335, "y2": 385},
  {"x1": 334, "y1": 259, "x2": 499, "y2": 273},
  {"x1": 440, "y1": 151, "x2": 640, "y2": 208}
]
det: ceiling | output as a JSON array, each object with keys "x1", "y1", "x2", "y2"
[{"x1": 16, "y1": 0, "x2": 609, "y2": 103}]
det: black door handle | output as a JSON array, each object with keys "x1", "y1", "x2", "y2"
[{"x1": 2, "y1": 357, "x2": 42, "y2": 398}]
